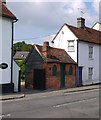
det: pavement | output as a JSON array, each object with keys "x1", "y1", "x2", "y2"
[{"x1": 0, "y1": 83, "x2": 100, "y2": 101}]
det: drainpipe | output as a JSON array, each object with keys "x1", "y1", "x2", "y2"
[
  {"x1": 77, "y1": 39, "x2": 79, "y2": 86},
  {"x1": 11, "y1": 19, "x2": 18, "y2": 84}
]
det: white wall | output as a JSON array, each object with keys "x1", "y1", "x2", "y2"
[
  {"x1": 78, "y1": 41, "x2": 100, "y2": 85},
  {"x1": 13, "y1": 60, "x2": 20, "y2": 92},
  {"x1": 93, "y1": 23, "x2": 101, "y2": 31},
  {"x1": 0, "y1": 17, "x2": 12, "y2": 84},
  {"x1": 0, "y1": 17, "x2": 2, "y2": 83},
  {"x1": 53, "y1": 25, "x2": 78, "y2": 62},
  {"x1": 99, "y1": 46, "x2": 101, "y2": 83}
]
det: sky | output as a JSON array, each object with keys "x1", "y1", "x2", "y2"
[{"x1": 6, "y1": 0, "x2": 101, "y2": 45}]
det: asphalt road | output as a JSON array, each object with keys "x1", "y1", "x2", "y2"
[{"x1": 1, "y1": 89, "x2": 100, "y2": 118}]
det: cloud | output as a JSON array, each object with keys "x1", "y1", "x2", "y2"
[
  {"x1": 7, "y1": 1, "x2": 86, "y2": 28},
  {"x1": 6, "y1": 0, "x2": 99, "y2": 43}
]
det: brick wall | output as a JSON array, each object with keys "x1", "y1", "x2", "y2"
[
  {"x1": 25, "y1": 62, "x2": 76, "y2": 90},
  {"x1": 65, "y1": 64, "x2": 76, "y2": 88},
  {"x1": 44, "y1": 63, "x2": 60, "y2": 90},
  {"x1": 44, "y1": 63, "x2": 76, "y2": 90}
]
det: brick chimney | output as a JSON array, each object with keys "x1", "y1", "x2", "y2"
[
  {"x1": 77, "y1": 17, "x2": 85, "y2": 29},
  {"x1": 42, "y1": 41, "x2": 49, "y2": 58}
]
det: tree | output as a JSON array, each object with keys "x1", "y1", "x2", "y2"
[
  {"x1": 13, "y1": 41, "x2": 33, "y2": 81},
  {"x1": 13, "y1": 41, "x2": 32, "y2": 56},
  {"x1": 16, "y1": 59, "x2": 26, "y2": 81}
]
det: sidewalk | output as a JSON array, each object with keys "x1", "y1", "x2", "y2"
[{"x1": 0, "y1": 84, "x2": 100, "y2": 101}]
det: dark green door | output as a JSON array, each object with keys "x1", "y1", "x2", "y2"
[{"x1": 60, "y1": 64, "x2": 65, "y2": 88}]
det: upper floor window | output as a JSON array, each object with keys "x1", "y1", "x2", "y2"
[
  {"x1": 68, "y1": 40, "x2": 74, "y2": 52},
  {"x1": 88, "y1": 67, "x2": 93, "y2": 80},
  {"x1": 89, "y1": 46, "x2": 93, "y2": 59}
]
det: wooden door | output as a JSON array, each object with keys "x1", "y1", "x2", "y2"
[
  {"x1": 60, "y1": 64, "x2": 65, "y2": 88},
  {"x1": 34, "y1": 69, "x2": 46, "y2": 90},
  {"x1": 78, "y1": 67, "x2": 82, "y2": 86}
]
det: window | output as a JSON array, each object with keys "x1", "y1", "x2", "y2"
[
  {"x1": 88, "y1": 67, "x2": 93, "y2": 80},
  {"x1": 68, "y1": 40, "x2": 74, "y2": 51},
  {"x1": 69, "y1": 66, "x2": 73, "y2": 75},
  {"x1": 52, "y1": 65, "x2": 57, "y2": 76},
  {"x1": 89, "y1": 46, "x2": 93, "y2": 59}
]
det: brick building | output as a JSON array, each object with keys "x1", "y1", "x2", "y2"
[{"x1": 25, "y1": 42, "x2": 76, "y2": 90}]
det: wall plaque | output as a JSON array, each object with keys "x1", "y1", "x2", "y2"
[{"x1": 0, "y1": 63, "x2": 8, "y2": 69}]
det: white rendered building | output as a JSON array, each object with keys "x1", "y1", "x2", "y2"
[
  {"x1": 0, "y1": 1, "x2": 20, "y2": 93},
  {"x1": 52, "y1": 17, "x2": 101, "y2": 86}
]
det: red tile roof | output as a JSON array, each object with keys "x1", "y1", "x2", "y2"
[
  {"x1": 35, "y1": 44, "x2": 76, "y2": 64},
  {"x1": 53, "y1": 23, "x2": 101, "y2": 44},
  {"x1": 0, "y1": 2, "x2": 17, "y2": 20}
]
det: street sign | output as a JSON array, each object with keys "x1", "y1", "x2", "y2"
[{"x1": 0, "y1": 63, "x2": 8, "y2": 69}]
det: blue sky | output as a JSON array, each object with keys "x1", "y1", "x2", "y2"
[{"x1": 6, "y1": 0, "x2": 100, "y2": 44}]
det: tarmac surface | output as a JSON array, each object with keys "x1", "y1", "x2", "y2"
[{"x1": 0, "y1": 83, "x2": 100, "y2": 101}]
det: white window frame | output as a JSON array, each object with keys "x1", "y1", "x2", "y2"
[
  {"x1": 88, "y1": 45, "x2": 93, "y2": 59},
  {"x1": 88, "y1": 67, "x2": 93, "y2": 80},
  {"x1": 68, "y1": 40, "x2": 75, "y2": 52}
]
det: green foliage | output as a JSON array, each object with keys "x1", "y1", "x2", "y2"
[
  {"x1": 13, "y1": 41, "x2": 33, "y2": 80},
  {"x1": 16, "y1": 59, "x2": 26, "y2": 80},
  {"x1": 13, "y1": 41, "x2": 32, "y2": 56}
]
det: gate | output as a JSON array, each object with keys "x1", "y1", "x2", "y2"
[{"x1": 34, "y1": 69, "x2": 46, "y2": 90}]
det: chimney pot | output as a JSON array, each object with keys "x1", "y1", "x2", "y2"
[{"x1": 77, "y1": 17, "x2": 85, "y2": 29}]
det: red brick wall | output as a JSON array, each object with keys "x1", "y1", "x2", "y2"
[
  {"x1": 43, "y1": 63, "x2": 60, "y2": 90},
  {"x1": 43, "y1": 63, "x2": 76, "y2": 90},
  {"x1": 25, "y1": 62, "x2": 76, "y2": 90},
  {"x1": 65, "y1": 64, "x2": 76, "y2": 88}
]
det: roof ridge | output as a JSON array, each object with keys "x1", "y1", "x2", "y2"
[
  {"x1": 35, "y1": 44, "x2": 67, "y2": 51},
  {"x1": 66, "y1": 23, "x2": 101, "y2": 33}
]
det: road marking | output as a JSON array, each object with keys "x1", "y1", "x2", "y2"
[
  {"x1": 53, "y1": 97, "x2": 97, "y2": 108},
  {"x1": 64, "y1": 89, "x2": 99, "y2": 95},
  {"x1": 0, "y1": 114, "x2": 11, "y2": 118}
]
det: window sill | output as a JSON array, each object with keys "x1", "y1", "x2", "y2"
[
  {"x1": 68, "y1": 50, "x2": 75, "y2": 52},
  {"x1": 88, "y1": 58, "x2": 94, "y2": 60}
]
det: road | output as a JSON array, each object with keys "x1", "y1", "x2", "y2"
[{"x1": 1, "y1": 89, "x2": 100, "y2": 118}]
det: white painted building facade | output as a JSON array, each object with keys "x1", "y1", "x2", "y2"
[
  {"x1": 53, "y1": 18, "x2": 101, "y2": 86},
  {"x1": 92, "y1": 22, "x2": 101, "y2": 31},
  {"x1": 0, "y1": 2, "x2": 20, "y2": 93},
  {"x1": 13, "y1": 60, "x2": 20, "y2": 92}
]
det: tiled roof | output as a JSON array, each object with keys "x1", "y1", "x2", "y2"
[
  {"x1": 35, "y1": 44, "x2": 76, "y2": 64},
  {"x1": 0, "y1": 2, "x2": 17, "y2": 20},
  {"x1": 53, "y1": 23, "x2": 101, "y2": 44},
  {"x1": 14, "y1": 51, "x2": 29, "y2": 60}
]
